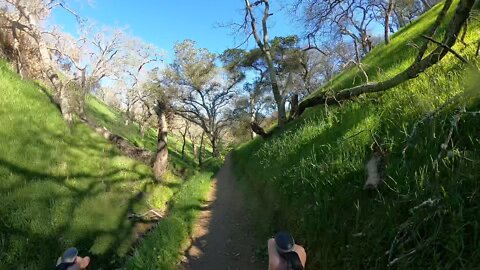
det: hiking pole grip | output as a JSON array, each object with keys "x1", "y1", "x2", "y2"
[
  {"x1": 274, "y1": 232, "x2": 304, "y2": 270},
  {"x1": 55, "y1": 247, "x2": 78, "y2": 270}
]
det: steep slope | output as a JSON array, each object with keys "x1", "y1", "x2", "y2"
[
  {"x1": 85, "y1": 96, "x2": 202, "y2": 175},
  {"x1": 0, "y1": 60, "x2": 194, "y2": 269},
  {"x1": 84, "y1": 95, "x2": 220, "y2": 270},
  {"x1": 234, "y1": 2, "x2": 480, "y2": 269}
]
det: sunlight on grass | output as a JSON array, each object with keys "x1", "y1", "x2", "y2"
[
  {"x1": 0, "y1": 60, "x2": 189, "y2": 269},
  {"x1": 126, "y1": 172, "x2": 214, "y2": 270},
  {"x1": 233, "y1": 3, "x2": 480, "y2": 269}
]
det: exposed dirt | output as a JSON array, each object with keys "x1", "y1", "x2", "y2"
[{"x1": 180, "y1": 156, "x2": 265, "y2": 270}]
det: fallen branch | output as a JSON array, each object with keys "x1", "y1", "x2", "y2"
[
  {"x1": 402, "y1": 93, "x2": 461, "y2": 156},
  {"x1": 416, "y1": 0, "x2": 454, "y2": 62},
  {"x1": 295, "y1": 0, "x2": 476, "y2": 117},
  {"x1": 388, "y1": 249, "x2": 417, "y2": 267},
  {"x1": 421, "y1": 35, "x2": 469, "y2": 64},
  {"x1": 128, "y1": 209, "x2": 164, "y2": 221},
  {"x1": 82, "y1": 117, "x2": 153, "y2": 164},
  {"x1": 460, "y1": 20, "x2": 469, "y2": 46},
  {"x1": 437, "y1": 112, "x2": 461, "y2": 159},
  {"x1": 345, "y1": 59, "x2": 369, "y2": 84}
]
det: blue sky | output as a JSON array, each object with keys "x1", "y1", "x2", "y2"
[{"x1": 52, "y1": 0, "x2": 301, "y2": 61}]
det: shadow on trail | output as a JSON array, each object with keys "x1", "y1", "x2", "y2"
[{"x1": 181, "y1": 156, "x2": 265, "y2": 270}]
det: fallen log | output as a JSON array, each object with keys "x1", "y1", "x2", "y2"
[{"x1": 82, "y1": 117, "x2": 153, "y2": 164}]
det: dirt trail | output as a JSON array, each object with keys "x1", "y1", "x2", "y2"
[{"x1": 181, "y1": 156, "x2": 264, "y2": 270}]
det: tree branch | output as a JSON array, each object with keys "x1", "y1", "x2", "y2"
[
  {"x1": 421, "y1": 35, "x2": 469, "y2": 64},
  {"x1": 296, "y1": 0, "x2": 476, "y2": 117}
]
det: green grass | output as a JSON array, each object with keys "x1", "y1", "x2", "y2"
[
  {"x1": 126, "y1": 171, "x2": 214, "y2": 270},
  {"x1": 86, "y1": 96, "x2": 207, "y2": 175},
  {"x1": 0, "y1": 59, "x2": 213, "y2": 269},
  {"x1": 85, "y1": 96, "x2": 157, "y2": 151},
  {"x1": 85, "y1": 78, "x2": 221, "y2": 269},
  {"x1": 233, "y1": 2, "x2": 480, "y2": 269}
]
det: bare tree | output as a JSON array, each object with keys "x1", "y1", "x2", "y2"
[
  {"x1": 117, "y1": 38, "x2": 162, "y2": 126},
  {"x1": 223, "y1": 35, "x2": 312, "y2": 127},
  {"x1": 243, "y1": 0, "x2": 289, "y2": 127},
  {"x1": 294, "y1": 0, "x2": 377, "y2": 56},
  {"x1": 372, "y1": 0, "x2": 397, "y2": 44},
  {"x1": 178, "y1": 119, "x2": 191, "y2": 160},
  {"x1": 152, "y1": 98, "x2": 169, "y2": 181},
  {"x1": 392, "y1": 0, "x2": 440, "y2": 29},
  {"x1": 198, "y1": 131, "x2": 205, "y2": 165},
  {"x1": 0, "y1": 0, "x2": 86, "y2": 123},
  {"x1": 164, "y1": 40, "x2": 242, "y2": 157},
  {"x1": 234, "y1": 81, "x2": 275, "y2": 139}
]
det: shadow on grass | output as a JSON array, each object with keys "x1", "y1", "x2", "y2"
[{"x1": 0, "y1": 123, "x2": 176, "y2": 270}]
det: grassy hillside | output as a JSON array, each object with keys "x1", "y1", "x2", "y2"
[
  {"x1": 234, "y1": 2, "x2": 480, "y2": 269},
  {"x1": 85, "y1": 96, "x2": 208, "y2": 174},
  {"x1": 0, "y1": 59, "x2": 213, "y2": 269},
  {"x1": 85, "y1": 86, "x2": 221, "y2": 269}
]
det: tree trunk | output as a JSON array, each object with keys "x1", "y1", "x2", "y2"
[
  {"x1": 211, "y1": 135, "x2": 220, "y2": 158},
  {"x1": 198, "y1": 132, "x2": 204, "y2": 166},
  {"x1": 38, "y1": 32, "x2": 71, "y2": 123},
  {"x1": 354, "y1": 39, "x2": 361, "y2": 64},
  {"x1": 181, "y1": 139, "x2": 186, "y2": 160},
  {"x1": 125, "y1": 105, "x2": 131, "y2": 126},
  {"x1": 60, "y1": 86, "x2": 74, "y2": 124},
  {"x1": 153, "y1": 100, "x2": 169, "y2": 181},
  {"x1": 77, "y1": 69, "x2": 87, "y2": 119},
  {"x1": 384, "y1": 0, "x2": 396, "y2": 44},
  {"x1": 139, "y1": 122, "x2": 144, "y2": 136},
  {"x1": 11, "y1": 26, "x2": 23, "y2": 79},
  {"x1": 289, "y1": 94, "x2": 299, "y2": 120},
  {"x1": 245, "y1": 0, "x2": 287, "y2": 128},
  {"x1": 181, "y1": 127, "x2": 187, "y2": 160},
  {"x1": 264, "y1": 50, "x2": 287, "y2": 128},
  {"x1": 416, "y1": 0, "x2": 453, "y2": 62},
  {"x1": 9, "y1": 2, "x2": 76, "y2": 123},
  {"x1": 360, "y1": 31, "x2": 370, "y2": 55},
  {"x1": 250, "y1": 98, "x2": 257, "y2": 139},
  {"x1": 191, "y1": 138, "x2": 196, "y2": 158}
]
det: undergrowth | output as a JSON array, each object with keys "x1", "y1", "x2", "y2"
[
  {"x1": 126, "y1": 171, "x2": 214, "y2": 270},
  {"x1": 233, "y1": 2, "x2": 480, "y2": 269}
]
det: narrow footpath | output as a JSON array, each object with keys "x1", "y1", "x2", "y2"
[{"x1": 181, "y1": 156, "x2": 264, "y2": 270}]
